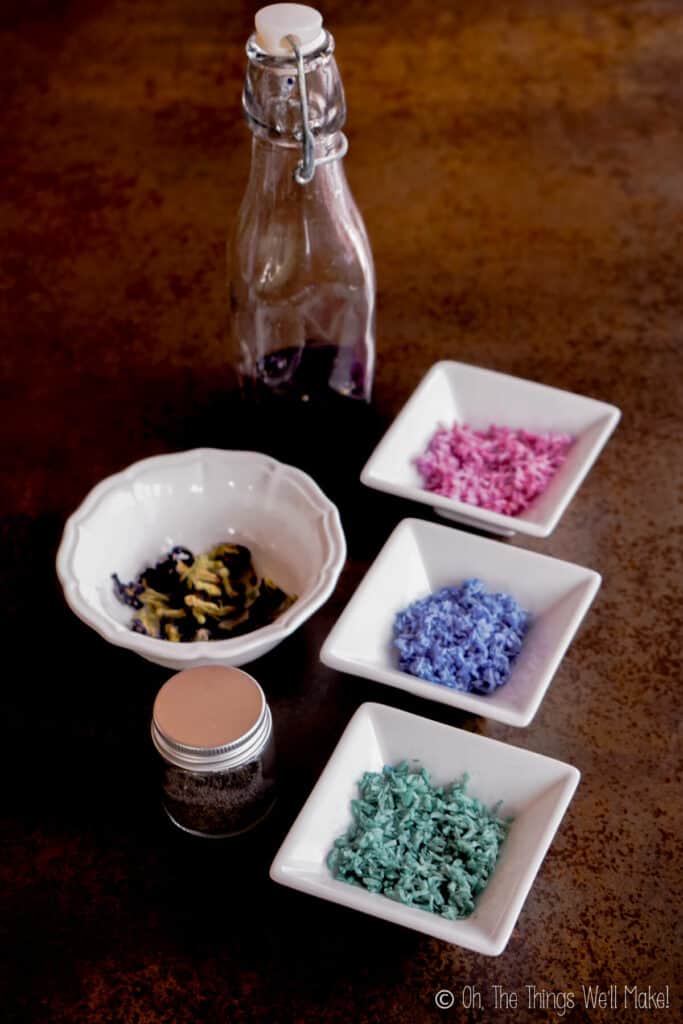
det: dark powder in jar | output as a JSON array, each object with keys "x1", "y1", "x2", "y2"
[{"x1": 162, "y1": 747, "x2": 276, "y2": 838}]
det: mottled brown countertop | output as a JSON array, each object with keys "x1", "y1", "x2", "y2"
[{"x1": 1, "y1": 1, "x2": 681, "y2": 1022}]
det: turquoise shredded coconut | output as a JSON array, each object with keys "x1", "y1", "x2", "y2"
[{"x1": 327, "y1": 761, "x2": 510, "y2": 920}]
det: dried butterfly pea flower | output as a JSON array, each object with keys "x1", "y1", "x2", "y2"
[
  {"x1": 112, "y1": 573, "x2": 144, "y2": 609},
  {"x1": 112, "y1": 542, "x2": 295, "y2": 642}
]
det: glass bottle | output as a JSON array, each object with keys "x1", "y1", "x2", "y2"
[{"x1": 228, "y1": 4, "x2": 375, "y2": 409}]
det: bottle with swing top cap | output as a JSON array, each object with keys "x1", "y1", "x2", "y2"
[{"x1": 228, "y1": 4, "x2": 375, "y2": 409}]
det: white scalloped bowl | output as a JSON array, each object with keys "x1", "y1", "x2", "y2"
[{"x1": 56, "y1": 449, "x2": 347, "y2": 669}]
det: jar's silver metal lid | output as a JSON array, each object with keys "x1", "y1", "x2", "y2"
[
  {"x1": 151, "y1": 667, "x2": 271, "y2": 772},
  {"x1": 152, "y1": 705, "x2": 272, "y2": 772}
]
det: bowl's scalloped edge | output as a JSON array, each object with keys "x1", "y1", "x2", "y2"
[{"x1": 56, "y1": 448, "x2": 347, "y2": 663}]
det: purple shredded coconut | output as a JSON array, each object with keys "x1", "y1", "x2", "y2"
[
  {"x1": 415, "y1": 423, "x2": 574, "y2": 517},
  {"x1": 393, "y1": 579, "x2": 530, "y2": 694}
]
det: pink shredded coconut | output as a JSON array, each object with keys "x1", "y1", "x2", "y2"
[{"x1": 415, "y1": 423, "x2": 574, "y2": 516}]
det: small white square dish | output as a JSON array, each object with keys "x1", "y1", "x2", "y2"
[
  {"x1": 320, "y1": 518, "x2": 600, "y2": 727},
  {"x1": 270, "y1": 702, "x2": 580, "y2": 955},
  {"x1": 360, "y1": 361, "x2": 621, "y2": 537}
]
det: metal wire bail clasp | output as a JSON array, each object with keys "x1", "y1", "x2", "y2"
[{"x1": 285, "y1": 34, "x2": 348, "y2": 186}]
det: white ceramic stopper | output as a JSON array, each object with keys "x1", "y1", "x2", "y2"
[{"x1": 255, "y1": 3, "x2": 326, "y2": 57}]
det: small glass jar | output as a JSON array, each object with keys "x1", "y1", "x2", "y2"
[{"x1": 151, "y1": 666, "x2": 276, "y2": 838}]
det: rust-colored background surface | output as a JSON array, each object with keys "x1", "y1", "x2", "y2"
[{"x1": 1, "y1": 1, "x2": 681, "y2": 1022}]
